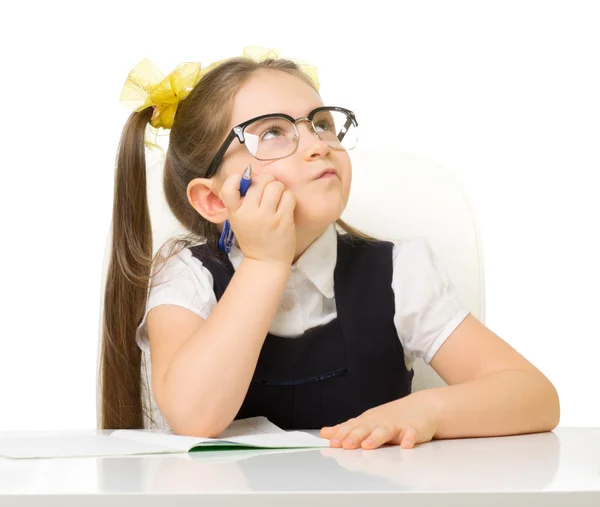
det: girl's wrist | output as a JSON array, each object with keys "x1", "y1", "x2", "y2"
[{"x1": 406, "y1": 387, "x2": 444, "y2": 436}]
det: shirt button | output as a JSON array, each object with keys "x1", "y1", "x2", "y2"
[{"x1": 280, "y1": 297, "x2": 295, "y2": 311}]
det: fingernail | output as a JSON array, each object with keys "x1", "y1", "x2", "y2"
[
  {"x1": 364, "y1": 439, "x2": 374, "y2": 447},
  {"x1": 331, "y1": 439, "x2": 339, "y2": 446},
  {"x1": 344, "y1": 438, "x2": 354, "y2": 446}
]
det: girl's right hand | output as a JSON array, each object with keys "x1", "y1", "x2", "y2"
[{"x1": 219, "y1": 172, "x2": 296, "y2": 266}]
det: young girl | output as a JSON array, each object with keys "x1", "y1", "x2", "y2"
[{"x1": 101, "y1": 47, "x2": 560, "y2": 450}]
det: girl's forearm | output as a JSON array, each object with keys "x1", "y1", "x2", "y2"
[
  {"x1": 421, "y1": 369, "x2": 560, "y2": 439},
  {"x1": 163, "y1": 257, "x2": 290, "y2": 437}
]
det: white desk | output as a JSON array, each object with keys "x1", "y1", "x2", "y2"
[{"x1": 1, "y1": 427, "x2": 599, "y2": 506}]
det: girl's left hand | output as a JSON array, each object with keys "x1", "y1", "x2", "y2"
[{"x1": 320, "y1": 392, "x2": 440, "y2": 450}]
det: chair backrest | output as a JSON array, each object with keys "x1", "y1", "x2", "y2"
[{"x1": 96, "y1": 148, "x2": 485, "y2": 428}]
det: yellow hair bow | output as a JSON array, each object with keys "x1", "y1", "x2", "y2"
[
  {"x1": 119, "y1": 59, "x2": 202, "y2": 129},
  {"x1": 190, "y1": 47, "x2": 320, "y2": 90},
  {"x1": 241, "y1": 46, "x2": 320, "y2": 90},
  {"x1": 119, "y1": 46, "x2": 320, "y2": 133}
]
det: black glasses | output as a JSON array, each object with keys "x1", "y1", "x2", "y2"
[{"x1": 204, "y1": 106, "x2": 358, "y2": 178}]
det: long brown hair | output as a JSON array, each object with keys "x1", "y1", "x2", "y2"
[{"x1": 100, "y1": 56, "x2": 373, "y2": 430}]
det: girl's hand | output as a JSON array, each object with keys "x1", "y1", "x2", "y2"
[
  {"x1": 219, "y1": 172, "x2": 296, "y2": 266},
  {"x1": 320, "y1": 392, "x2": 440, "y2": 450}
]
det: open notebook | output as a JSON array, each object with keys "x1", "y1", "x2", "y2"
[{"x1": 0, "y1": 417, "x2": 330, "y2": 459}]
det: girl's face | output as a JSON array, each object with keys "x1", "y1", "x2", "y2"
[{"x1": 216, "y1": 69, "x2": 352, "y2": 232}]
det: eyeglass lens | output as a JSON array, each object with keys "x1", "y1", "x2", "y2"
[{"x1": 243, "y1": 110, "x2": 358, "y2": 161}]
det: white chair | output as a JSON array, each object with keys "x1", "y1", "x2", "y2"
[
  {"x1": 340, "y1": 148, "x2": 486, "y2": 392},
  {"x1": 96, "y1": 147, "x2": 486, "y2": 428}
]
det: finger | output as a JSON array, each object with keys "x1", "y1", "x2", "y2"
[
  {"x1": 219, "y1": 172, "x2": 246, "y2": 211},
  {"x1": 320, "y1": 424, "x2": 340, "y2": 439},
  {"x1": 276, "y1": 189, "x2": 296, "y2": 217},
  {"x1": 361, "y1": 425, "x2": 397, "y2": 450},
  {"x1": 241, "y1": 173, "x2": 276, "y2": 209},
  {"x1": 342, "y1": 426, "x2": 372, "y2": 450},
  {"x1": 259, "y1": 180, "x2": 286, "y2": 213},
  {"x1": 400, "y1": 426, "x2": 418, "y2": 449},
  {"x1": 330, "y1": 419, "x2": 359, "y2": 447}
]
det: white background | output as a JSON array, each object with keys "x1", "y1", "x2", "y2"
[{"x1": 0, "y1": 0, "x2": 598, "y2": 430}]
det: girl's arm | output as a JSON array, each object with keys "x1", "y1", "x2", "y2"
[
  {"x1": 149, "y1": 257, "x2": 290, "y2": 437},
  {"x1": 150, "y1": 172, "x2": 297, "y2": 437},
  {"x1": 321, "y1": 314, "x2": 559, "y2": 449},
  {"x1": 426, "y1": 313, "x2": 560, "y2": 438}
]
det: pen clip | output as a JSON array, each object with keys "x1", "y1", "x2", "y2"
[{"x1": 218, "y1": 220, "x2": 235, "y2": 253}]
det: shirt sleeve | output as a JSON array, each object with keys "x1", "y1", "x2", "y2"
[
  {"x1": 391, "y1": 238, "x2": 470, "y2": 368},
  {"x1": 135, "y1": 246, "x2": 218, "y2": 353}
]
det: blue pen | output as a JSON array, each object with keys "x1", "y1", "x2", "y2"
[{"x1": 218, "y1": 164, "x2": 252, "y2": 253}]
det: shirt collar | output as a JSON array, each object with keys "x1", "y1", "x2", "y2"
[
  {"x1": 294, "y1": 223, "x2": 337, "y2": 298},
  {"x1": 228, "y1": 223, "x2": 337, "y2": 298}
]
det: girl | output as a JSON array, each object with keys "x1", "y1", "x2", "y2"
[{"x1": 101, "y1": 48, "x2": 560, "y2": 450}]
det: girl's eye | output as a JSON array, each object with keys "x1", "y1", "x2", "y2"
[
  {"x1": 314, "y1": 119, "x2": 335, "y2": 133},
  {"x1": 261, "y1": 125, "x2": 284, "y2": 140}
]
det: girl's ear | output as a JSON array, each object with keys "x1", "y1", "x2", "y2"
[{"x1": 186, "y1": 178, "x2": 228, "y2": 224}]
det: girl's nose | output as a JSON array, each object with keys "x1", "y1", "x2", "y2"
[
  {"x1": 296, "y1": 120, "x2": 329, "y2": 158},
  {"x1": 295, "y1": 118, "x2": 319, "y2": 138}
]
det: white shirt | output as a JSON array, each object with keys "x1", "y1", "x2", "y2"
[{"x1": 135, "y1": 225, "x2": 470, "y2": 369}]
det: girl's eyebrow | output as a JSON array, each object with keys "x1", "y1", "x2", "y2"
[{"x1": 232, "y1": 104, "x2": 325, "y2": 126}]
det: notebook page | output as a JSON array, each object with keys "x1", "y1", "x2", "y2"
[
  {"x1": 0, "y1": 434, "x2": 176, "y2": 459},
  {"x1": 211, "y1": 431, "x2": 330, "y2": 449},
  {"x1": 110, "y1": 416, "x2": 285, "y2": 449},
  {"x1": 0, "y1": 418, "x2": 329, "y2": 458},
  {"x1": 112, "y1": 417, "x2": 329, "y2": 449},
  {"x1": 217, "y1": 417, "x2": 285, "y2": 438},
  {"x1": 110, "y1": 429, "x2": 213, "y2": 450}
]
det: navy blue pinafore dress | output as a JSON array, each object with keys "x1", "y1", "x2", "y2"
[{"x1": 190, "y1": 234, "x2": 413, "y2": 429}]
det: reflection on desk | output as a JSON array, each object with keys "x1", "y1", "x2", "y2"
[
  {"x1": 96, "y1": 430, "x2": 562, "y2": 493},
  {"x1": 1, "y1": 427, "x2": 599, "y2": 506}
]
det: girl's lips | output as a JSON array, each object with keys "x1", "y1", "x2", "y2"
[
  {"x1": 319, "y1": 172, "x2": 337, "y2": 179},
  {"x1": 315, "y1": 168, "x2": 338, "y2": 179}
]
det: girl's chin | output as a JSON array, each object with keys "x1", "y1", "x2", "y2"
[{"x1": 295, "y1": 204, "x2": 345, "y2": 227}]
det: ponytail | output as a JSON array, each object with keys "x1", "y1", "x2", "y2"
[{"x1": 100, "y1": 108, "x2": 154, "y2": 429}]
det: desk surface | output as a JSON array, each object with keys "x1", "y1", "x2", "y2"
[{"x1": 1, "y1": 427, "x2": 599, "y2": 507}]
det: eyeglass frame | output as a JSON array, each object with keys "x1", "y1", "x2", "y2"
[{"x1": 204, "y1": 106, "x2": 358, "y2": 179}]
